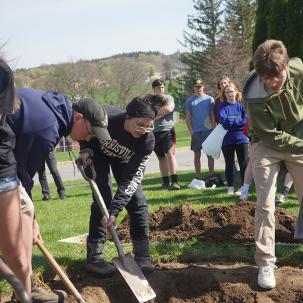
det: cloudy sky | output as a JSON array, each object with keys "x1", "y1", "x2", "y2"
[{"x1": 0, "y1": 0, "x2": 194, "y2": 68}]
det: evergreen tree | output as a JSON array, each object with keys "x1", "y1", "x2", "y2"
[
  {"x1": 252, "y1": 0, "x2": 272, "y2": 52},
  {"x1": 181, "y1": 0, "x2": 225, "y2": 78},
  {"x1": 267, "y1": 0, "x2": 287, "y2": 43},
  {"x1": 225, "y1": 0, "x2": 257, "y2": 50},
  {"x1": 285, "y1": 0, "x2": 303, "y2": 59}
]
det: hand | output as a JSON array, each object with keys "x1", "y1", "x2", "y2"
[
  {"x1": 32, "y1": 219, "x2": 43, "y2": 244},
  {"x1": 106, "y1": 215, "x2": 116, "y2": 229},
  {"x1": 77, "y1": 148, "x2": 93, "y2": 167}
]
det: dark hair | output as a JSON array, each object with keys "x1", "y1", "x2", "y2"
[
  {"x1": 254, "y1": 40, "x2": 289, "y2": 77},
  {"x1": 152, "y1": 79, "x2": 165, "y2": 88},
  {"x1": 0, "y1": 57, "x2": 19, "y2": 113},
  {"x1": 126, "y1": 94, "x2": 167, "y2": 119}
]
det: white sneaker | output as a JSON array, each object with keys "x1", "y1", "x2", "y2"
[
  {"x1": 275, "y1": 194, "x2": 287, "y2": 204},
  {"x1": 235, "y1": 186, "x2": 242, "y2": 196},
  {"x1": 258, "y1": 263, "x2": 277, "y2": 289},
  {"x1": 227, "y1": 186, "x2": 234, "y2": 194},
  {"x1": 239, "y1": 190, "x2": 248, "y2": 201}
]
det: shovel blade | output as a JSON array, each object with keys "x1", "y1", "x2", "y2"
[{"x1": 113, "y1": 254, "x2": 156, "y2": 303}]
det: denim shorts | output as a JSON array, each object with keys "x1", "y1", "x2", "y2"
[{"x1": 0, "y1": 175, "x2": 20, "y2": 193}]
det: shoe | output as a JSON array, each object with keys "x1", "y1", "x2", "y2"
[
  {"x1": 235, "y1": 186, "x2": 242, "y2": 196},
  {"x1": 239, "y1": 190, "x2": 248, "y2": 201},
  {"x1": 58, "y1": 192, "x2": 65, "y2": 200},
  {"x1": 227, "y1": 186, "x2": 234, "y2": 194},
  {"x1": 132, "y1": 239, "x2": 154, "y2": 275},
  {"x1": 275, "y1": 194, "x2": 287, "y2": 204},
  {"x1": 170, "y1": 182, "x2": 181, "y2": 190},
  {"x1": 85, "y1": 259, "x2": 116, "y2": 278},
  {"x1": 31, "y1": 275, "x2": 67, "y2": 303},
  {"x1": 42, "y1": 195, "x2": 51, "y2": 201},
  {"x1": 258, "y1": 263, "x2": 277, "y2": 289},
  {"x1": 161, "y1": 183, "x2": 169, "y2": 190}
]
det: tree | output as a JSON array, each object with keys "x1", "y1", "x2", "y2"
[
  {"x1": 225, "y1": 0, "x2": 257, "y2": 50},
  {"x1": 267, "y1": 0, "x2": 288, "y2": 42},
  {"x1": 252, "y1": 0, "x2": 272, "y2": 52},
  {"x1": 285, "y1": 0, "x2": 303, "y2": 59},
  {"x1": 181, "y1": 0, "x2": 225, "y2": 78}
]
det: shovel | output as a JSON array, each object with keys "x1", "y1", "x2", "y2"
[
  {"x1": 35, "y1": 240, "x2": 86, "y2": 303},
  {"x1": 77, "y1": 161, "x2": 156, "y2": 303}
]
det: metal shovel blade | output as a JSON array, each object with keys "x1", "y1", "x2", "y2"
[{"x1": 113, "y1": 253, "x2": 156, "y2": 303}]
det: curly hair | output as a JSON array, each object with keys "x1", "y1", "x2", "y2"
[{"x1": 221, "y1": 82, "x2": 242, "y2": 102}]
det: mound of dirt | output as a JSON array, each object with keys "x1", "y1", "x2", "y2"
[
  {"x1": 118, "y1": 201, "x2": 297, "y2": 244},
  {"x1": 12, "y1": 262, "x2": 302, "y2": 303}
]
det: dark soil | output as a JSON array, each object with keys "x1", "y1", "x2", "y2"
[{"x1": 2, "y1": 202, "x2": 301, "y2": 303}]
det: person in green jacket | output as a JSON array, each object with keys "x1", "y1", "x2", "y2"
[{"x1": 243, "y1": 40, "x2": 303, "y2": 290}]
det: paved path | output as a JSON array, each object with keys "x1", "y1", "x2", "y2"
[{"x1": 34, "y1": 148, "x2": 226, "y2": 183}]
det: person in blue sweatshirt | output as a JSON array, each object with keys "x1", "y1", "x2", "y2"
[
  {"x1": 7, "y1": 88, "x2": 111, "y2": 303},
  {"x1": 218, "y1": 82, "x2": 249, "y2": 194}
]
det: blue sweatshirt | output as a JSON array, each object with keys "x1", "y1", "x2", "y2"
[
  {"x1": 6, "y1": 88, "x2": 73, "y2": 195},
  {"x1": 218, "y1": 101, "x2": 249, "y2": 146}
]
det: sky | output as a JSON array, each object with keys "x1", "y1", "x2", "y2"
[{"x1": 0, "y1": 0, "x2": 195, "y2": 69}]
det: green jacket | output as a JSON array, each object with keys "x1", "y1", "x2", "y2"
[{"x1": 243, "y1": 58, "x2": 303, "y2": 154}]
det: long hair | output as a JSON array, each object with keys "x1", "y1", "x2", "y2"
[
  {"x1": 0, "y1": 56, "x2": 19, "y2": 113},
  {"x1": 221, "y1": 82, "x2": 242, "y2": 102}
]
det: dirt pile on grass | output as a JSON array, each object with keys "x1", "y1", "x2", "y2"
[{"x1": 118, "y1": 201, "x2": 297, "y2": 243}]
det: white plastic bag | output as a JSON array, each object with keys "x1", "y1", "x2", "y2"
[
  {"x1": 202, "y1": 123, "x2": 227, "y2": 160},
  {"x1": 188, "y1": 179, "x2": 205, "y2": 189}
]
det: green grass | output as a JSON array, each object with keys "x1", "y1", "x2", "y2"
[
  {"x1": 1, "y1": 170, "x2": 302, "y2": 294},
  {"x1": 55, "y1": 121, "x2": 190, "y2": 162}
]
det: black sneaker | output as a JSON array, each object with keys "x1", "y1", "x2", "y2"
[
  {"x1": 42, "y1": 195, "x2": 51, "y2": 201},
  {"x1": 170, "y1": 182, "x2": 181, "y2": 190},
  {"x1": 58, "y1": 192, "x2": 65, "y2": 200}
]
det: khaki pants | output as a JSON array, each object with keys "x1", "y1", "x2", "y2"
[{"x1": 251, "y1": 141, "x2": 303, "y2": 266}]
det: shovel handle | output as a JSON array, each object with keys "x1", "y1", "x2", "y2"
[
  {"x1": 0, "y1": 258, "x2": 31, "y2": 303},
  {"x1": 35, "y1": 240, "x2": 86, "y2": 303}
]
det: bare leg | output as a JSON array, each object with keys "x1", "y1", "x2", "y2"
[
  {"x1": 194, "y1": 151, "x2": 201, "y2": 178},
  {"x1": 207, "y1": 155, "x2": 214, "y2": 174},
  {"x1": 0, "y1": 189, "x2": 31, "y2": 297},
  {"x1": 284, "y1": 172, "x2": 293, "y2": 189},
  {"x1": 158, "y1": 157, "x2": 168, "y2": 177},
  {"x1": 166, "y1": 147, "x2": 178, "y2": 175}
]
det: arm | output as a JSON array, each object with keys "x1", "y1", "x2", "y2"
[
  {"x1": 109, "y1": 153, "x2": 150, "y2": 217},
  {"x1": 185, "y1": 110, "x2": 192, "y2": 135},
  {"x1": 155, "y1": 96, "x2": 175, "y2": 119}
]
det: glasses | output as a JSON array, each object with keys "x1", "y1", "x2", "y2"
[{"x1": 134, "y1": 121, "x2": 154, "y2": 133}]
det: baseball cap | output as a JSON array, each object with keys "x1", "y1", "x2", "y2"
[
  {"x1": 193, "y1": 79, "x2": 203, "y2": 87},
  {"x1": 72, "y1": 98, "x2": 111, "y2": 142}
]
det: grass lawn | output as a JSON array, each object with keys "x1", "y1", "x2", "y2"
[{"x1": 1, "y1": 169, "x2": 302, "y2": 294}]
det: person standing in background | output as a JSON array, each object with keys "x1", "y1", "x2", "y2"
[
  {"x1": 152, "y1": 79, "x2": 180, "y2": 190},
  {"x1": 185, "y1": 79, "x2": 215, "y2": 180},
  {"x1": 38, "y1": 150, "x2": 65, "y2": 200}
]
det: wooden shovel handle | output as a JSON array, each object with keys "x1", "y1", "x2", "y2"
[{"x1": 35, "y1": 240, "x2": 86, "y2": 303}]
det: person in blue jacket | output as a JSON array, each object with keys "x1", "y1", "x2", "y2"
[
  {"x1": 218, "y1": 82, "x2": 249, "y2": 194},
  {"x1": 7, "y1": 88, "x2": 111, "y2": 303}
]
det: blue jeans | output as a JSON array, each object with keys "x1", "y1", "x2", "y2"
[{"x1": 0, "y1": 175, "x2": 20, "y2": 193}]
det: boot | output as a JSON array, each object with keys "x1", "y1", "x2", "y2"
[
  {"x1": 132, "y1": 239, "x2": 154, "y2": 275},
  {"x1": 86, "y1": 239, "x2": 116, "y2": 277},
  {"x1": 31, "y1": 274, "x2": 67, "y2": 303}
]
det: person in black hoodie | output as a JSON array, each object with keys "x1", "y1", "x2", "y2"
[
  {"x1": 7, "y1": 88, "x2": 111, "y2": 303},
  {"x1": 0, "y1": 57, "x2": 31, "y2": 302},
  {"x1": 78, "y1": 94, "x2": 167, "y2": 277}
]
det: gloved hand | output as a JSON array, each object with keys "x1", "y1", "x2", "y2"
[{"x1": 77, "y1": 148, "x2": 93, "y2": 167}]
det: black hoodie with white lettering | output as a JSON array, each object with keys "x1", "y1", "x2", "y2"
[{"x1": 81, "y1": 106, "x2": 155, "y2": 217}]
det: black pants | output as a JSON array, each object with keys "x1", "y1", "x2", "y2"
[
  {"x1": 222, "y1": 143, "x2": 248, "y2": 187},
  {"x1": 88, "y1": 151, "x2": 149, "y2": 243},
  {"x1": 38, "y1": 151, "x2": 65, "y2": 197}
]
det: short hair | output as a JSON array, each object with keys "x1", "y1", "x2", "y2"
[
  {"x1": 152, "y1": 79, "x2": 165, "y2": 88},
  {"x1": 254, "y1": 40, "x2": 289, "y2": 77},
  {"x1": 217, "y1": 76, "x2": 230, "y2": 90},
  {"x1": 221, "y1": 82, "x2": 242, "y2": 102}
]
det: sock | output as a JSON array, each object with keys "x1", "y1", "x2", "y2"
[
  {"x1": 162, "y1": 176, "x2": 169, "y2": 185},
  {"x1": 282, "y1": 186, "x2": 290, "y2": 196},
  {"x1": 171, "y1": 174, "x2": 178, "y2": 183},
  {"x1": 242, "y1": 183, "x2": 250, "y2": 192}
]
